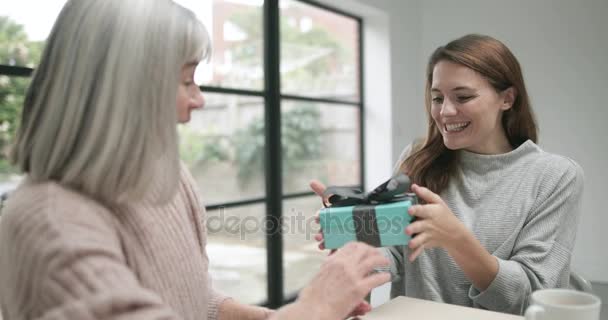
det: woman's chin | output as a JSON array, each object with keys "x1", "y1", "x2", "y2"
[
  {"x1": 177, "y1": 114, "x2": 191, "y2": 124},
  {"x1": 442, "y1": 137, "x2": 467, "y2": 150}
]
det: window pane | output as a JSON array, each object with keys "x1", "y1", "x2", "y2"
[
  {"x1": 179, "y1": 92, "x2": 265, "y2": 205},
  {"x1": 206, "y1": 203, "x2": 267, "y2": 304},
  {"x1": 281, "y1": 100, "x2": 361, "y2": 194},
  {"x1": 0, "y1": 1, "x2": 66, "y2": 67},
  {"x1": 280, "y1": 0, "x2": 360, "y2": 102},
  {"x1": 177, "y1": 0, "x2": 264, "y2": 90},
  {"x1": 0, "y1": 75, "x2": 27, "y2": 194},
  {"x1": 283, "y1": 196, "x2": 324, "y2": 296}
]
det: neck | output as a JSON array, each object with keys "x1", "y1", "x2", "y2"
[{"x1": 465, "y1": 129, "x2": 512, "y2": 155}]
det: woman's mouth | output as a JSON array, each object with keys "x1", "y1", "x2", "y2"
[{"x1": 444, "y1": 122, "x2": 470, "y2": 133}]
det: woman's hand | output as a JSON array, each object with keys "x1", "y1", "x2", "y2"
[
  {"x1": 296, "y1": 242, "x2": 390, "y2": 320},
  {"x1": 310, "y1": 180, "x2": 334, "y2": 253},
  {"x1": 309, "y1": 179, "x2": 369, "y2": 317},
  {"x1": 405, "y1": 184, "x2": 469, "y2": 262}
]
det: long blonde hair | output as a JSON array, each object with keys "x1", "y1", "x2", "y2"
[{"x1": 11, "y1": 0, "x2": 211, "y2": 204}]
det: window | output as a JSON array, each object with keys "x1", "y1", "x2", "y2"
[
  {"x1": 1, "y1": 0, "x2": 66, "y2": 195},
  {"x1": 0, "y1": 0, "x2": 364, "y2": 308}
]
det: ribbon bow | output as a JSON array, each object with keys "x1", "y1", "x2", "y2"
[{"x1": 323, "y1": 174, "x2": 417, "y2": 208}]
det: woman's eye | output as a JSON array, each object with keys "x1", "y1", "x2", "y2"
[
  {"x1": 432, "y1": 97, "x2": 443, "y2": 103},
  {"x1": 457, "y1": 96, "x2": 474, "y2": 102}
]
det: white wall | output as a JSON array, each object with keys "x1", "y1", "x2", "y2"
[{"x1": 323, "y1": 0, "x2": 608, "y2": 283}]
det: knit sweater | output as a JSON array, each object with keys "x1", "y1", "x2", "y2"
[
  {"x1": 0, "y1": 164, "x2": 230, "y2": 320},
  {"x1": 381, "y1": 140, "x2": 584, "y2": 315}
]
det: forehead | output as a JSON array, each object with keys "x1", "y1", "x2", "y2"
[{"x1": 431, "y1": 60, "x2": 488, "y2": 90}]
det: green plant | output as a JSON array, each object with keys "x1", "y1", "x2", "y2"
[
  {"x1": 0, "y1": 16, "x2": 44, "y2": 177},
  {"x1": 233, "y1": 104, "x2": 322, "y2": 187},
  {"x1": 178, "y1": 126, "x2": 230, "y2": 169}
]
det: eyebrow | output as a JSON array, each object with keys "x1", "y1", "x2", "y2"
[{"x1": 431, "y1": 86, "x2": 476, "y2": 92}]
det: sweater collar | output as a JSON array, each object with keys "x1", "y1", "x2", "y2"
[{"x1": 458, "y1": 139, "x2": 540, "y2": 174}]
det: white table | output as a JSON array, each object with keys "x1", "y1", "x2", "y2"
[{"x1": 358, "y1": 296, "x2": 524, "y2": 320}]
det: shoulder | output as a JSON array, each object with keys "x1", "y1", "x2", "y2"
[
  {"x1": 396, "y1": 138, "x2": 425, "y2": 161},
  {"x1": 0, "y1": 180, "x2": 123, "y2": 268},
  {"x1": 0, "y1": 180, "x2": 124, "y2": 313},
  {"x1": 2, "y1": 179, "x2": 118, "y2": 228},
  {"x1": 529, "y1": 145, "x2": 584, "y2": 186},
  {"x1": 393, "y1": 138, "x2": 424, "y2": 174},
  {"x1": 522, "y1": 144, "x2": 585, "y2": 199}
]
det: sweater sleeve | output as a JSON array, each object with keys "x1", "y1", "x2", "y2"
[
  {"x1": 36, "y1": 251, "x2": 183, "y2": 320},
  {"x1": 379, "y1": 246, "x2": 407, "y2": 298},
  {"x1": 0, "y1": 189, "x2": 185, "y2": 320},
  {"x1": 468, "y1": 159, "x2": 585, "y2": 314},
  {"x1": 207, "y1": 283, "x2": 229, "y2": 320}
]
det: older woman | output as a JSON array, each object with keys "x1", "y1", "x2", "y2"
[{"x1": 0, "y1": 1, "x2": 389, "y2": 319}]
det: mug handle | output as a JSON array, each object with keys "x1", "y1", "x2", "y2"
[{"x1": 525, "y1": 305, "x2": 545, "y2": 320}]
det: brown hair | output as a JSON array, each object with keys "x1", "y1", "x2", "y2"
[{"x1": 400, "y1": 34, "x2": 538, "y2": 193}]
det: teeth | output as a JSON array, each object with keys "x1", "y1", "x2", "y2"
[{"x1": 445, "y1": 122, "x2": 470, "y2": 132}]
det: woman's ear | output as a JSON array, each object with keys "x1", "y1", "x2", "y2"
[{"x1": 501, "y1": 87, "x2": 516, "y2": 111}]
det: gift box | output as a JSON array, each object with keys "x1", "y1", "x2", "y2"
[{"x1": 319, "y1": 174, "x2": 418, "y2": 249}]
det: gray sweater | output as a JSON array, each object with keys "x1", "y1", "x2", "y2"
[{"x1": 381, "y1": 140, "x2": 584, "y2": 315}]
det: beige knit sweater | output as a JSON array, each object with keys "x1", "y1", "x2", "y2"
[{"x1": 0, "y1": 165, "x2": 230, "y2": 319}]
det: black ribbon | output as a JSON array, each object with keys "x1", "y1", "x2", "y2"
[
  {"x1": 352, "y1": 205, "x2": 382, "y2": 247},
  {"x1": 322, "y1": 173, "x2": 417, "y2": 208}
]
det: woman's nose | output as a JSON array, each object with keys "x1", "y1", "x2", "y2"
[
  {"x1": 192, "y1": 90, "x2": 205, "y2": 109},
  {"x1": 440, "y1": 100, "x2": 457, "y2": 116}
]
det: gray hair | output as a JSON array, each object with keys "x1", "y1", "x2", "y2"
[{"x1": 10, "y1": 0, "x2": 211, "y2": 204}]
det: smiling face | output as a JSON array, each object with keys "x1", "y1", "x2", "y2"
[
  {"x1": 430, "y1": 60, "x2": 515, "y2": 155},
  {"x1": 176, "y1": 62, "x2": 205, "y2": 124}
]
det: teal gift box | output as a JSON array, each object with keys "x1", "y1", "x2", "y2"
[
  {"x1": 319, "y1": 174, "x2": 417, "y2": 249},
  {"x1": 319, "y1": 200, "x2": 415, "y2": 249}
]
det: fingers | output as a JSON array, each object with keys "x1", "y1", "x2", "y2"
[
  {"x1": 409, "y1": 244, "x2": 425, "y2": 262},
  {"x1": 340, "y1": 242, "x2": 379, "y2": 264},
  {"x1": 314, "y1": 233, "x2": 324, "y2": 242},
  {"x1": 348, "y1": 301, "x2": 372, "y2": 317},
  {"x1": 339, "y1": 242, "x2": 366, "y2": 262},
  {"x1": 408, "y1": 231, "x2": 428, "y2": 250},
  {"x1": 309, "y1": 180, "x2": 327, "y2": 198},
  {"x1": 315, "y1": 209, "x2": 326, "y2": 250},
  {"x1": 405, "y1": 220, "x2": 425, "y2": 236},
  {"x1": 407, "y1": 204, "x2": 432, "y2": 219},
  {"x1": 341, "y1": 243, "x2": 388, "y2": 273},
  {"x1": 411, "y1": 184, "x2": 444, "y2": 204},
  {"x1": 315, "y1": 232, "x2": 326, "y2": 250},
  {"x1": 358, "y1": 254, "x2": 390, "y2": 276},
  {"x1": 361, "y1": 272, "x2": 391, "y2": 292}
]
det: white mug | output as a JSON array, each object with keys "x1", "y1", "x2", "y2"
[{"x1": 525, "y1": 289, "x2": 601, "y2": 320}]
